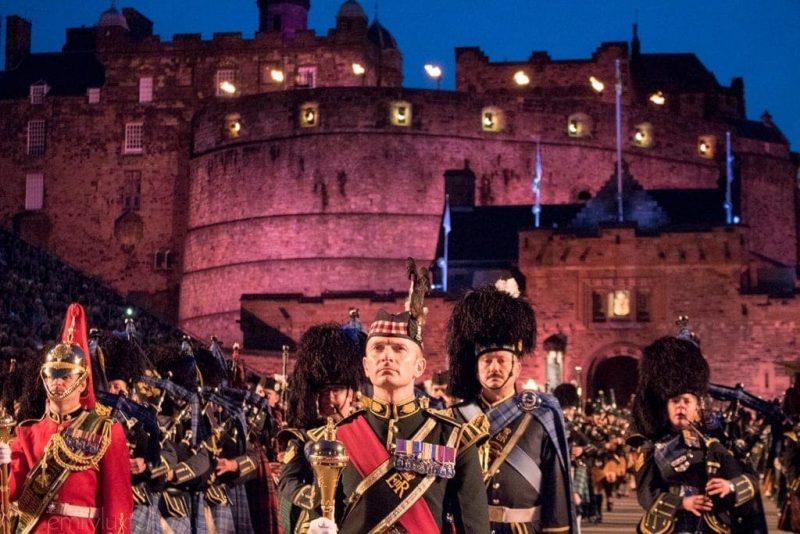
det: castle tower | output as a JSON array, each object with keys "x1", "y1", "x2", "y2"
[{"x1": 257, "y1": 0, "x2": 309, "y2": 37}]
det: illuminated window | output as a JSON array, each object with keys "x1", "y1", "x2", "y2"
[
  {"x1": 481, "y1": 106, "x2": 504, "y2": 132},
  {"x1": 87, "y1": 88, "x2": 101, "y2": 104},
  {"x1": 139, "y1": 77, "x2": 153, "y2": 103},
  {"x1": 390, "y1": 101, "x2": 412, "y2": 127},
  {"x1": 296, "y1": 65, "x2": 317, "y2": 88},
  {"x1": 632, "y1": 122, "x2": 654, "y2": 148},
  {"x1": 299, "y1": 102, "x2": 319, "y2": 128},
  {"x1": 27, "y1": 120, "x2": 46, "y2": 156},
  {"x1": 215, "y1": 69, "x2": 236, "y2": 97},
  {"x1": 697, "y1": 135, "x2": 716, "y2": 159},
  {"x1": 124, "y1": 122, "x2": 144, "y2": 154},
  {"x1": 260, "y1": 63, "x2": 283, "y2": 84},
  {"x1": 567, "y1": 112, "x2": 592, "y2": 138},
  {"x1": 607, "y1": 290, "x2": 631, "y2": 319},
  {"x1": 29, "y1": 83, "x2": 48, "y2": 105},
  {"x1": 25, "y1": 173, "x2": 44, "y2": 210},
  {"x1": 122, "y1": 170, "x2": 141, "y2": 210},
  {"x1": 224, "y1": 113, "x2": 243, "y2": 138}
]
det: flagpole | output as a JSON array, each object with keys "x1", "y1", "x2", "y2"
[
  {"x1": 615, "y1": 58, "x2": 624, "y2": 223},
  {"x1": 533, "y1": 140, "x2": 542, "y2": 228},
  {"x1": 724, "y1": 131, "x2": 733, "y2": 224},
  {"x1": 442, "y1": 194, "x2": 450, "y2": 292}
]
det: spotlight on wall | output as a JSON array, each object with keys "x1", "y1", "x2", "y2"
[
  {"x1": 352, "y1": 63, "x2": 365, "y2": 76},
  {"x1": 270, "y1": 69, "x2": 285, "y2": 83},
  {"x1": 219, "y1": 81, "x2": 237, "y2": 95},
  {"x1": 424, "y1": 64, "x2": 442, "y2": 89},
  {"x1": 649, "y1": 91, "x2": 666, "y2": 106},
  {"x1": 513, "y1": 70, "x2": 530, "y2": 86},
  {"x1": 589, "y1": 76, "x2": 605, "y2": 93}
]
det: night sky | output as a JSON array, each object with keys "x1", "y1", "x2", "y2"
[{"x1": 3, "y1": 0, "x2": 798, "y2": 150}]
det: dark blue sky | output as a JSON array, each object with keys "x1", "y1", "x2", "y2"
[{"x1": 3, "y1": 0, "x2": 798, "y2": 150}]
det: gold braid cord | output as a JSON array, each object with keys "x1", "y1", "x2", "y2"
[{"x1": 44, "y1": 420, "x2": 112, "y2": 472}]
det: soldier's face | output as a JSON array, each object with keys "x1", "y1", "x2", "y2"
[
  {"x1": 364, "y1": 336, "x2": 426, "y2": 392},
  {"x1": 108, "y1": 380, "x2": 128, "y2": 396},
  {"x1": 477, "y1": 350, "x2": 520, "y2": 394},
  {"x1": 317, "y1": 385, "x2": 353, "y2": 421},
  {"x1": 667, "y1": 393, "x2": 700, "y2": 430}
]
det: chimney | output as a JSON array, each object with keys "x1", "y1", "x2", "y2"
[{"x1": 6, "y1": 16, "x2": 32, "y2": 70}]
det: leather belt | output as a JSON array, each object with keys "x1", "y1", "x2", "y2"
[
  {"x1": 45, "y1": 502, "x2": 100, "y2": 519},
  {"x1": 488, "y1": 505, "x2": 539, "y2": 523}
]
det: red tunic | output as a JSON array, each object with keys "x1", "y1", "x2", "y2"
[{"x1": 9, "y1": 411, "x2": 133, "y2": 534}]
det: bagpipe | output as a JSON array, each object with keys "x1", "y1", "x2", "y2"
[
  {"x1": 707, "y1": 382, "x2": 784, "y2": 464},
  {"x1": 96, "y1": 390, "x2": 162, "y2": 466}
]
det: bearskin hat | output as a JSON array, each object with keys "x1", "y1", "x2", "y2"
[
  {"x1": 446, "y1": 284, "x2": 536, "y2": 401},
  {"x1": 632, "y1": 336, "x2": 709, "y2": 440},
  {"x1": 96, "y1": 332, "x2": 147, "y2": 385},
  {"x1": 285, "y1": 322, "x2": 366, "y2": 429},
  {"x1": 150, "y1": 342, "x2": 199, "y2": 391},
  {"x1": 783, "y1": 386, "x2": 800, "y2": 421},
  {"x1": 195, "y1": 345, "x2": 228, "y2": 389},
  {"x1": 553, "y1": 383, "x2": 580, "y2": 409}
]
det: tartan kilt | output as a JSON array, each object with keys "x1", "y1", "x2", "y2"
[
  {"x1": 132, "y1": 501, "x2": 163, "y2": 534},
  {"x1": 209, "y1": 503, "x2": 236, "y2": 534},
  {"x1": 163, "y1": 516, "x2": 192, "y2": 534}
]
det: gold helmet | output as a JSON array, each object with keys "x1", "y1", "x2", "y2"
[{"x1": 41, "y1": 304, "x2": 95, "y2": 406}]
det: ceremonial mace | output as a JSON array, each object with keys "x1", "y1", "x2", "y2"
[
  {"x1": 280, "y1": 345, "x2": 289, "y2": 407},
  {"x1": 309, "y1": 418, "x2": 349, "y2": 522},
  {"x1": 0, "y1": 359, "x2": 16, "y2": 534}
]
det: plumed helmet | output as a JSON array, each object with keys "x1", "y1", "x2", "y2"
[
  {"x1": 41, "y1": 304, "x2": 95, "y2": 407},
  {"x1": 446, "y1": 283, "x2": 536, "y2": 401}
]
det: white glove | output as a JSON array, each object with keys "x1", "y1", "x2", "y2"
[
  {"x1": 307, "y1": 517, "x2": 338, "y2": 534},
  {"x1": 0, "y1": 442, "x2": 11, "y2": 465}
]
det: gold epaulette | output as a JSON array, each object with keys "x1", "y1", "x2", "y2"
[
  {"x1": 95, "y1": 403, "x2": 112, "y2": 417},
  {"x1": 424, "y1": 408, "x2": 459, "y2": 426},
  {"x1": 458, "y1": 413, "x2": 489, "y2": 450}
]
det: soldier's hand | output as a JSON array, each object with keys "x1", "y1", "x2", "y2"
[
  {"x1": 706, "y1": 478, "x2": 734, "y2": 498},
  {"x1": 308, "y1": 517, "x2": 338, "y2": 534},
  {"x1": 215, "y1": 458, "x2": 238, "y2": 476},
  {"x1": 0, "y1": 442, "x2": 10, "y2": 465},
  {"x1": 682, "y1": 495, "x2": 713, "y2": 516},
  {"x1": 129, "y1": 457, "x2": 146, "y2": 474}
]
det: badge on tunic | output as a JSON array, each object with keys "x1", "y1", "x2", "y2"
[{"x1": 394, "y1": 438, "x2": 455, "y2": 479}]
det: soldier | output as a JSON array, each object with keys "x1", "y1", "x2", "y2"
[
  {"x1": 429, "y1": 370, "x2": 453, "y2": 407},
  {"x1": 95, "y1": 330, "x2": 171, "y2": 534},
  {"x1": 631, "y1": 328, "x2": 766, "y2": 533},
  {"x1": 277, "y1": 320, "x2": 366, "y2": 533},
  {"x1": 0, "y1": 303, "x2": 133, "y2": 533},
  {"x1": 308, "y1": 259, "x2": 490, "y2": 533},
  {"x1": 446, "y1": 284, "x2": 576, "y2": 534}
]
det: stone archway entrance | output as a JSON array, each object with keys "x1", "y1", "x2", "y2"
[{"x1": 587, "y1": 355, "x2": 638, "y2": 408}]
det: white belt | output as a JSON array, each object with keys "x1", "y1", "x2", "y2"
[
  {"x1": 45, "y1": 502, "x2": 100, "y2": 519},
  {"x1": 488, "y1": 505, "x2": 539, "y2": 523}
]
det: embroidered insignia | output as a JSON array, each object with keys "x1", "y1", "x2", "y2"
[
  {"x1": 518, "y1": 391, "x2": 541, "y2": 412},
  {"x1": 283, "y1": 443, "x2": 297, "y2": 464},
  {"x1": 386, "y1": 471, "x2": 415, "y2": 498}
]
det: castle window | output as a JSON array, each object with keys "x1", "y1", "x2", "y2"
[
  {"x1": 122, "y1": 170, "x2": 141, "y2": 210},
  {"x1": 608, "y1": 290, "x2": 631, "y2": 319},
  {"x1": 591, "y1": 292, "x2": 606, "y2": 322},
  {"x1": 215, "y1": 69, "x2": 237, "y2": 97},
  {"x1": 87, "y1": 88, "x2": 101, "y2": 104},
  {"x1": 260, "y1": 62, "x2": 283, "y2": 84},
  {"x1": 632, "y1": 122, "x2": 654, "y2": 148},
  {"x1": 154, "y1": 249, "x2": 175, "y2": 271},
  {"x1": 390, "y1": 101, "x2": 412, "y2": 127},
  {"x1": 697, "y1": 135, "x2": 716, "y2": 159},
  {"x1": 567, "y1": 113, "x2": 592, "y2": 138},
  {"x1": 29, "y1": 83, "x2": 48, "y2": 105},
  {"x1": 27, "y1": 120, "x2": 46, "y2": 156},
  {"x1": 124, "y1": 122, "x2": 144, "y2": 154},
  {"x1": 296, "y1": 66, "x2": 317, "y2": 88},
  {"x1": 25, "y1": 174, "x2": 44, "y2": 210},
  {"x1": 636, "y1": 291, "x2": 651, "y2": 322},
  {"x1": 225, "y1": 113, "x2": 243, "y2": 138},
  {"x1": 299, "y1": 102, "x2": 319, "y2": 128},
  {"x1": 481, "y1": 106, "x2": 504, "y2": 133},
  {"x1": 139, "y1": 77, "x2": 153, "y2": 103}
]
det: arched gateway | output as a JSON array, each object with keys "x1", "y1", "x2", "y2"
[{"x1": 586, "y1": 345, "x2": 642, "y2": 409}]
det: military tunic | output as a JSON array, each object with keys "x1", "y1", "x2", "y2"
[
  {"x1": 454, "y1": 392, "x2": 575, "y2": 534},
  {"x1": 8, "y1": 407, "x2": 133, "y2": 534},
  {"x1": 635, "y1": 428, "x2": 763, "y2": 534}
]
